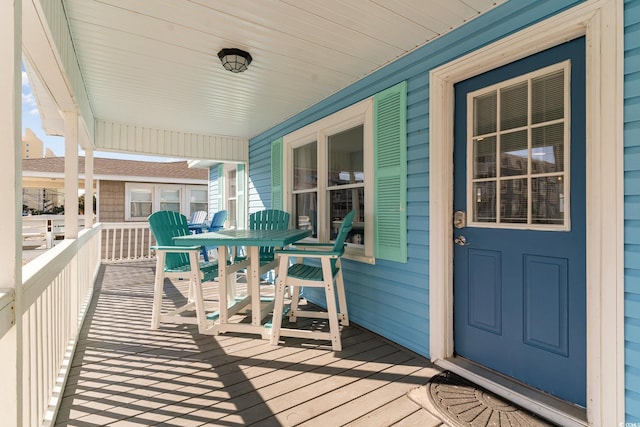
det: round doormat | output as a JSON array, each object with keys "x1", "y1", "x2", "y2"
[{"x1": 408, "y1": 371, "x2": 555, "y2": 426}]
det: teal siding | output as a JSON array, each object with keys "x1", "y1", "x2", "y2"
[
  {"x1": 626, "y1": 0, "x2": 640, "y2": 421},
  {"x1": 249, "y1": 0, "x2": 584, "y2": 360}
]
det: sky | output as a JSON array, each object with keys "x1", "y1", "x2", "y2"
[{"x1": 21, "y1": 66, "x2": 181, "y2": 162}]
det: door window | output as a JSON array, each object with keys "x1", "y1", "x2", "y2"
[{"x1": 468, "y1": 63, "x2": 569, "y2": 230}]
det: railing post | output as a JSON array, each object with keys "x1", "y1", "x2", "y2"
[{"x1": 0, "y1": 0, "x2": 22, "y2": 425}]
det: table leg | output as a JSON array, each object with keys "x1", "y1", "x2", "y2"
[
  {"x1": 249, "y1": 246, "x2": 261, "y2": 325},
  {"x1": 218, "y1": 245, "x2": 229, "y2": 324}
]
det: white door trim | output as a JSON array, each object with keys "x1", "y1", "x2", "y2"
[{"x1": 429, "y1": 0, "x2": 624, "y2": 425}]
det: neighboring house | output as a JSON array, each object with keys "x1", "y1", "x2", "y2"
[{"x1": 22, "y1": 157, "x2": 209, "y2": 222}]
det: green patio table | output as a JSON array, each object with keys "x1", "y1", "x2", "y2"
[{"x1": 173, "y1": 228, "x2": 312, "y2": 337}]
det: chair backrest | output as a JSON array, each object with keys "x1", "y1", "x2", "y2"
[
  {"x1": 189, "y1": 210, "x2": 207, "y2": 225},
  {"x1": 207, "y1": 210, "x2": 228, "y2": 232},
  {"x1": 249, "y1": 209, "x2": 291, "y2": 260},
  {"x1": 148, "y1": 210, "x2": 191, "y2": 269},
  {"x1": 332, "y1": 210, "x2": 356, "y2": 253}
]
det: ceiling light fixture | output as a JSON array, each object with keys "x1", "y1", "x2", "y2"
[{"x1": 217, "y1": 48, "x2": 252, "y2": 73}]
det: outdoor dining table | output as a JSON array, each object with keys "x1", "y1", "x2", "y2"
[{"x1": 173, "y1": 228, "x2": 312, "y2": 337}]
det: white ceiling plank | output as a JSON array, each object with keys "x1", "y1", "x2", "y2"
[{"x1": 28, "y1": 0, "x2": 504, "y2": 140}]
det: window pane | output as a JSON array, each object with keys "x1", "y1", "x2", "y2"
[
  {"x1": 330, "y1": 188, "x2": 364, "y2": 243},
  {"x1": 293, "y1": 192, "x2": 317, "y2": 238},
  {"x1": 474, "y1": 136, "x2": 496, "y2": 179},
  {"x1": 328, "y1": 126, "x2": 364, "y2": 187},
  {"x1": 294, "y1": 142, "x2": 317, "y2": 191},
  {"x1": 500, "y1": 178, "x2": 528, "y2": 223},
  {"x1": 190, "y1": 202, "x2": 208, "y2": 214},
  {"x1": 228, "y1": 170, "x2": 237, "y2": 198},
  {"x1": 500, "y1": 82, "x2": 528, "y2": 130},
  {"x1": 532, "y1": 70, "x2": 564, "y2": 124},
  {"x1": 500, "y1": 130, "x2": 528, "y2": 176},
  {"x1": 473, "y1": 181, "x2": 496, "y2": 223},
  {"x1": 160, "y1": 189, "x2": 180, "y2": 212},
  {"x1": 532, "y1": 123, "x2": 564, "y2": 173},
  {"x1": 190, "y1": 189, "x2": 207, "y2": 203},
  {"x1": 130, "y1": 189, "x2": 152, "y2": 218},
  {"x1": 131, "y1": 189, "x2": 152, "y2": 202},
  {"x1": 473, "y1": 91, "x2": 497, "y2": 136},
  {"x1": 532, "y1": 176, "x2": 564, "y2": 225},
  {"x1": 131, "y1": 202, "x2": 152, "y2": 218},
  {"x1": 228, "y1": 199, "x2": 237, "y2": 228}
]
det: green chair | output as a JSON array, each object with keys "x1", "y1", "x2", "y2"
[
  {"x1": 236, "y1": 209, "x2": 291, "y2": 278},
  {"x1": 269, "y1": 210, "x2": 355, "y2": 351},
  {"x1": 148, "y1": 210, "x2": 220, "y2": 333}
]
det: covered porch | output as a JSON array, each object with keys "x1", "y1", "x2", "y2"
[
  {"x1": 2, "y1": 0, "x2": 630, "y2": 425},
  {"x1": 54, "y1": 260, "x2": 443, "y2": 426}
]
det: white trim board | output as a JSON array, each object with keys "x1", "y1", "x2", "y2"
[{"x1": 428, "y1": 0, "x2": 623, "y2": 425}]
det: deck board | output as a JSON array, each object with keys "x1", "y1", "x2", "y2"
[{"x1": 55, "y1": 260, "x2": 445, "y2": 426}]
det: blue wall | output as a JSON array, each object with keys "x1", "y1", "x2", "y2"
[
  {"x1": 625, "y1": 0, "x2": 640, "y2": 421},
  {"x1": 249, "y1": 0, "x2": 582, "y2": 359}
]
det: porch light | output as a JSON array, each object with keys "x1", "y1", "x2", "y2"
[{"x1": 217, "y1": 48, "x2": 252, "y2": 73}]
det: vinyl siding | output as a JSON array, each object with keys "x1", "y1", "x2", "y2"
[
  {"x1": 248, "y1": 0, "x2": 585, "y2": 359},
  {"x1": 625, "y1": 0, "x2": 640, "y2": 421}
]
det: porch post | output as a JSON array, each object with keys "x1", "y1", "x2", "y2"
[
  {"x1": 64, "y1": 112, "x2": 79, "y2": 238},
  {"x1": 84, "y1": 147, "x2": 94, "y2": 228},
  {"x1": 0, "y1": 0, "x2": 22, "y2": 425}
]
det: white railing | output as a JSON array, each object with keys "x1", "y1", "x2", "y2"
[
  {"x1": 22, "y1": 215, "x2": 86, "y2": 249},
  {"x1": 16, "y1": 224, "x2": 102, "y2": 426},
  {"x1": 101, "y1": 222, "x2": 156, "y2": 262}
]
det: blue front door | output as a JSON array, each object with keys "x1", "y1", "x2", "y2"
[{"x1": 453, "y1": 38, "x2": 586, "y2": 406}]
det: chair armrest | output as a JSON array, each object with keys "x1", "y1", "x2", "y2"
[
  {"x1": 292, "y1": 242, "x2": 347, "y2": 250},
  {"x1": 150, "y1": 245, "x2": 202, "y2": 252},
  {"x1": 274, "y1": 248, "x2": 343, "y2": 258},
  {"x1": 291, "y1": 242, "x2": 334, "y2": 248}
]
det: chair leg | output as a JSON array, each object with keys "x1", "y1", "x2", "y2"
[
  {"x1": 151, "y1": 252, "x2": 166, "y2": 329},
  {"x1": 270, "y1": 255, "x2": 290, "y2": 347},
  {"x1": 288, "y1": 285, "x2": 302, "y2": 322},
  {"x1": 334, "y1": 260, "x2": 349, "y2": 326},
  {"x1": 188, "y1": 251, "x2": 208, "y2": 334},
  {"x1": 322, "y1": 258, "x2": 342, "y2": 352}
]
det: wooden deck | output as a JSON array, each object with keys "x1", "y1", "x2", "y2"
[{"x1": 56, "y1": 260, "x2": 446, "y2": 426}]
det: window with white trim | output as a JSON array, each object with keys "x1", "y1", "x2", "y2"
[
  {"x1": 468, "y1": 62, "x2": 570, "y2": 230},
  {"x1": 125, "y1": 183, "x2": 208, "y2": 221},
  {"x1": 283, "y1": 98, "x2": 374, "y2": 261},
  {"x1": 188, "y1": 186, "x2": 208, "y2": 214}
]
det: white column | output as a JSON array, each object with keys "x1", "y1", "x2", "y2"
[
  {"x1": 0, "y1": 0, "x2": 22, "y2": 425},
  {"x1": 84, "y1": 147, "x2": 94, "y2": 228},
  {"x1": 64, "y1": 112, "x2": 79, "y2": 238}
]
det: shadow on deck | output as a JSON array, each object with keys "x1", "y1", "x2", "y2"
[{"x1": 56, "y1": 260, "x2": 445, "y2": 426}]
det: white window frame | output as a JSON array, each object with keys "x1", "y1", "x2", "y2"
[
  {"x1": 125, "y1": 182, "x2": 207, "y2": 221},
  {"x1": 466, "y1": 61, "x2": 571, "y2": 231},
  {"x1": 186, "y1": 185, "x2": 209, "y2": 218},
  {"x1": 157, "y1": 184, "x2": 183, "y2": 214},
  {"x1": 125, "y1": 183, "x2": 155, "y2": 221},
  {"x1": 283, "y1": 98, "x2": 374, "y2": 262},
  {"x1": 224, "y1": 164, "x2": 238, "y2": 229}
]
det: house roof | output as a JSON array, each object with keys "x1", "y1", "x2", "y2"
[{"x1": 22, "y1": 157, "x2": 208, "y2": 185}]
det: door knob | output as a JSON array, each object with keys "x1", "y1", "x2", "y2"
[{"x1": 454, "y1": 235, "x2": 470, "y2": 246}]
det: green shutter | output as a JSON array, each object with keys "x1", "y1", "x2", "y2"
[
  {"x1": 271, "y1": 137, "x2": 283, "y2": 210},
  {"x1": 217, "y1": 164, "x2": 225, "y2": 212},
  {"x1": 374, "y1": 81, "x2": 408, "y2": 263},
  {"x1": 237, "y1": 163, "x2": 247, "y2": 229}
]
